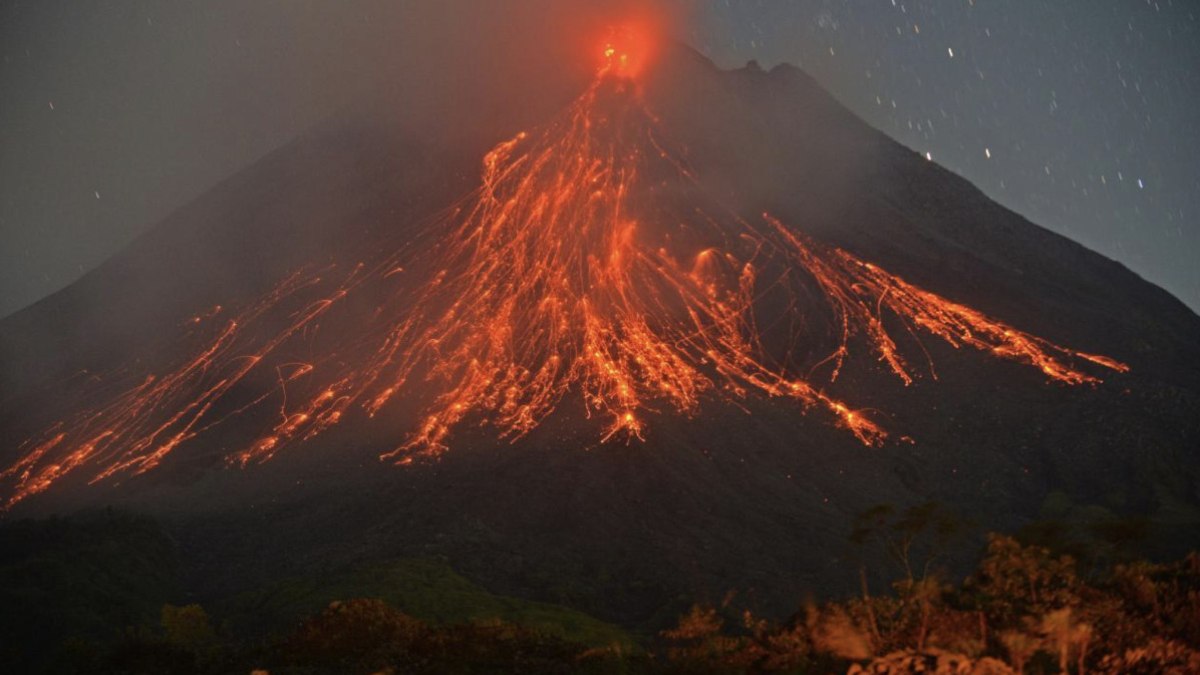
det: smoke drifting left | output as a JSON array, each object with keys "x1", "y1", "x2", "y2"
[
  {"x1": 0, "y1": 1, "x2": 685, "y2": 320},
  {"x1": 360, "y1": 1, "x2": 680, "y2": 96}
]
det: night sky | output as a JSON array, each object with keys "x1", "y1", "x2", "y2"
[{"x1": 1, "y1": 1, "x2": 1197, "y2": 318}]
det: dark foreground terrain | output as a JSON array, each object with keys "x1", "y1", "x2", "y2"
[{"x1": 1, "y1": 508, "x2": 1197, "y2": 673}]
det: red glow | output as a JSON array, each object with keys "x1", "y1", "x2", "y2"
[{"x1": 598, "y1": 23, "x2": 655, "y2": 78}]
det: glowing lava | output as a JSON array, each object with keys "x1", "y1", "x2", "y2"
[
  {"x1": 600, "y1": 23, "x2": 653, "y2": 79},
  {"x1": 1, "y1": 54, "x2": 1127, "y2": 509}
]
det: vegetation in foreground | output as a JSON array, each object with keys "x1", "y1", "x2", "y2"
[{"x1": 1, "y1": 507, "x2": 1197, "y2": 673}]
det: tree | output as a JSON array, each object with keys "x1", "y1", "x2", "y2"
[
  {"x1": 160, "y1": 603, "x2": 216, "y2": 651},
  {"x1": 998, "y1": 629, "x2": 1040, "y2": 675},
  {"x1": 1039, "y1": 608, "x2": 1092, "y2": 675},
  {"x1": 283, "y1": 598, "x2": 425, "y2": 672},
  {"x1": 965, "y1": 534, "x2": 1080, "y2": 625},
  {"x1": 851, "y1": 502, "x2": 965, "y2": 586},
  {"x1": 660, "y1": 604, "x2": 749, "y2": 672},
  {"x1": 806, "y1": 604, "x2": 873, "y2": 661}
]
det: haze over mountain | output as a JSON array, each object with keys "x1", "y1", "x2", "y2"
[{"x1": 1, "y1": 40, "x2": 1197, "y2": 625}]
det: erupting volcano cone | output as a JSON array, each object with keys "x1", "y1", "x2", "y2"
[
  {"x1": 1, "y1": 38, "x2": 1197, "y2": 623},
  {"x1": 0, "y1": 48, "x2": 1129, "y2": 509}
]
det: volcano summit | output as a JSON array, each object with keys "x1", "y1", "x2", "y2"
[{"x1": 1, "y1": 40, "x2": 1197, "y2": 622}]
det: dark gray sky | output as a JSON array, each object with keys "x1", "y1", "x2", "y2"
[{"x1": 2, "y1": 1, "x2": 1197, "y2": 318}]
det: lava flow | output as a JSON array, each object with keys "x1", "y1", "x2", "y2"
[{"x1": 0, "y1": 41, "x2": 1128, "y2": 509}]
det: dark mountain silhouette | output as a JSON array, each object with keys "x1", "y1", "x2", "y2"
[{"x1": 1, "y1": 43, "x2": 1197, "y2": 625}]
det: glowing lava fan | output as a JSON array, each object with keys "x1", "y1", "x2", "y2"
[{"x1": 0, "y1": 38, "x2": 1129, "y2": 509}]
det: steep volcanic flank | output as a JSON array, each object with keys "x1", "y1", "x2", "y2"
[
  {"x1": 0, "y1": 41, "x2": 1197, "y2": 622},
  {"x1": 1, "y1": 46, "x2": 1127, "y2": 509}
]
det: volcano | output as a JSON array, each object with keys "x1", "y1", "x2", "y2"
[{"x1": 1, "y1": 41, "x2": 1198, "y2": 623}]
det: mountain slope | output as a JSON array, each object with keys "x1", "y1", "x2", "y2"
[{"x1": 1, "y1": 43, "x2": 1197, "y2": 625}]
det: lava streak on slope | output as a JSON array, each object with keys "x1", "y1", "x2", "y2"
[{"x1": 0, "y1": 45, "x2": 1128, "y2": 509}]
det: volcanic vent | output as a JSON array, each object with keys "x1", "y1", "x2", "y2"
[{"x1": 1, "y1": 40, "x2": 1127, "y2": 509}]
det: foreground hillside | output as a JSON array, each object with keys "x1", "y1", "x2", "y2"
[{"x1": 2, "y1": 509, "x2": 1197, "y2": 673}]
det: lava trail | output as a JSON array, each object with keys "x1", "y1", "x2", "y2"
[{"x1": 1, "y1": 43, "x2": 1127, "y2": 508}]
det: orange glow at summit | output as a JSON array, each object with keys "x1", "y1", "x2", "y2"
[{"x1": 599, "y1": 23, "x2": 656, "y2": 78}]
